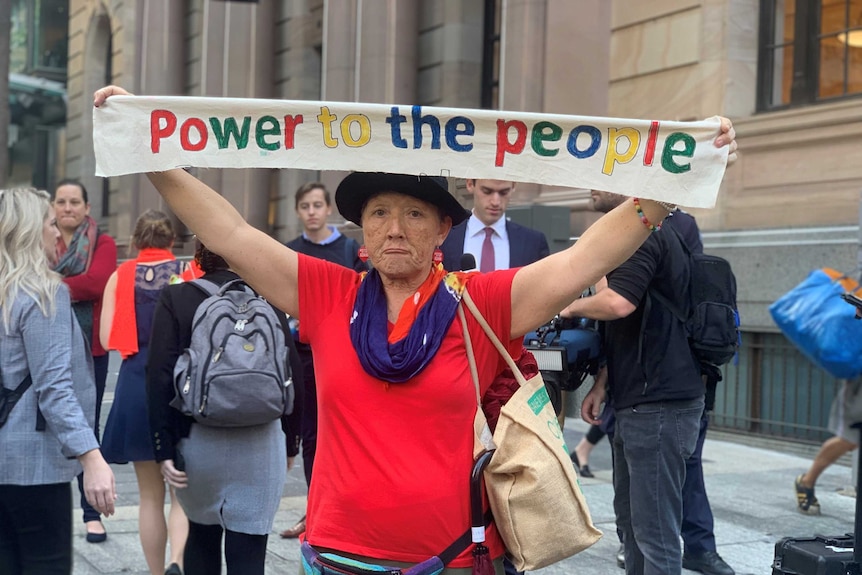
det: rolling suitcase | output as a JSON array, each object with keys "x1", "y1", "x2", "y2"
[{"x1": 772, "y1": 424, "x2": 862, "y2": 575}]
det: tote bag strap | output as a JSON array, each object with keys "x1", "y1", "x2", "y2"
[
  {"x1": 458, "y1": 304, "x2": 482, "y2": 404},
  {"x1": 461, "y1": 289, "x2": 528, "y2": 387},
  {"x1": 460, "y1": 301, "x2": 498, "y2": 455}
]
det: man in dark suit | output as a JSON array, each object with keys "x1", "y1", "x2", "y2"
[{"x1": 440, "y1": 179, "x2": 549, "y2": 272}]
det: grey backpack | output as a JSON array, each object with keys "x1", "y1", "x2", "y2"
[{"x1": 170, "y1": 278, "x2": 293, "y2": 427}]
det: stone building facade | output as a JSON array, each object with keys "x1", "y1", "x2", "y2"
[
  {"x1": 65, "y1": 0, "x2": 862, "y2": 438},
  {"x1": 65, "y1": 0, "x2": 862, "y2": 317}
]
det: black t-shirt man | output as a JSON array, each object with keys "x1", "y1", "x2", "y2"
[{"x1": 604, "y1": 228, "x2": 704, "y2": 409}]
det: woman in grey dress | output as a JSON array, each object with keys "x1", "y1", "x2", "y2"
[
  {"x1": 147, "y1": 242, "x2": 303, "y2": 575},
  {"x1": 0, "y1": 187, "x2": 115, "y2": 574}
]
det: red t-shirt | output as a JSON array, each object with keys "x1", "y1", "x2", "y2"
[{"x1": 298, "y1": 254, "x2": 520, "y2": 567}]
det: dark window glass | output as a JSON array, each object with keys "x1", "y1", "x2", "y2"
[
  {"x1": 33, "y1": 0, "x2": 69, "y2": 73},
  {"x1": 758, "y1": 0, "x2": 862, "y2": 110},
  {"x1": 481, "y1": 0, "x2": 502, "y2": 109}
]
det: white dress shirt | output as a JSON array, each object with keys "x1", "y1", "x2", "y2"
[{"x1": 463, "y1": 213, "x2": 510, "y2": 271}]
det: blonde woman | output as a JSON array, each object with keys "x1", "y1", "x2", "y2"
[
  {"x1": 100, "y1": 210, "x2": 188, "y2": 575},
  {"x1": 0, "y1": 187, "x2": 116, "y2": 574}
]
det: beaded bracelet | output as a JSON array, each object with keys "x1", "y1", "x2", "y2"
[{"x1": 633, "y1": 197, "x2": 663, "y2": 232}]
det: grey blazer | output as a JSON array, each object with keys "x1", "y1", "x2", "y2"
[{"x1": 0, "y1": 283, "x2": 99, "y2": 485}]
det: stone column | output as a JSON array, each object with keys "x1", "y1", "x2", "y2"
[{"x1": 178, "y1": 0, "x2": 276, "y2": 239}]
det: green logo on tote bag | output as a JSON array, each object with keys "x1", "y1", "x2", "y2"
[{"x1": 528, "y1": 387, "x2": 551, "y2": 415}]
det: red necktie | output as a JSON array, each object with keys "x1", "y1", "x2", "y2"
[{"x1": 480, "y1": 227, "x2": 495, "y2": 273}]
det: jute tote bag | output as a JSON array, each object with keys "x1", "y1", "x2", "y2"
[{"x1": 458, "y1": 290, "x2": 602, "y2": 571}]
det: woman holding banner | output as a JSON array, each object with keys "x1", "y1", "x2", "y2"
[{"x1": 94, "y1": 85, "x2": 735, "y2": 575}]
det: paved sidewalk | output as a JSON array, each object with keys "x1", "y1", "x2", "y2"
[{"x1": 73, "y1": 359, "x2": 858, "y2": 574}]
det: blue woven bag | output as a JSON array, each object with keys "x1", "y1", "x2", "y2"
[{"x1": 769, "y1": 268, "x2": 862, "y2": 379}]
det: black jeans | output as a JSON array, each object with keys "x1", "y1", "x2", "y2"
[
  {"x1": 0, "y1": 483, "x2": 73, "y2": 574},
  {"x1": 78, "y1": 353, "x2": 110, "y2": 523},
  {"x1": 184, "y1": 521, "x2": 267, "y2": 575},
  {"x1": 613, "y1": 397, "x2": 704, "y2": 575}
]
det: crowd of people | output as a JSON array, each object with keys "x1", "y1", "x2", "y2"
[{"x1": 13, "y1": 82, "x2": 854, "y2": 575}]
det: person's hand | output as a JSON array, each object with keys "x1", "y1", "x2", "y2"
[
  {"x1": 713, "y1": 116, "x2": 738, "y2": 164},
  {"x1": 287, "y1": 456, "x2": 296, "y2": 471},
  {"x1": 79, "y1": 450, "x2": 117, "y2": 516},
  {"x1": 580, "y1": 366, "x2": 608, "y2": 425},
  {"x1": 160, "y1": 459, "x2": 188, "y2": 489},
  {"x1": 580, "y1": 388, "x2": 605, "y2": 426},
  {"x1": 93, "y1": 85, "x2": 133, "y2": 108}
]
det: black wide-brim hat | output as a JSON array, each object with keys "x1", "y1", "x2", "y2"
[{"x1": 335, "y1": 172, "x2": 469, "y2": 227}]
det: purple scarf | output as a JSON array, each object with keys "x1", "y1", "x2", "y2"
[{"x1": 349, "y1": 268, "x2": 465, "y2": 383}]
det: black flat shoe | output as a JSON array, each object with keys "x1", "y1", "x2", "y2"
[
  {"x1": 86, "y1": 531, "x2": 107, "y2": 543},
  {"x1": 165, "y1": 563, "x2": 182, "y2": 575},
  {"x1": 579, "y1": 464, "x2": 595, "y2": 478},
  {"x1": 85, "y1": 521, "x2": 107, "y2": 544}
]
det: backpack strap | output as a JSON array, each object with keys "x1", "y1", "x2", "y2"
[
  {"x1": 189, "y1": 277, "x2": 220, "y2": 297},
  {"x1": 190, "y1": 277, "x2": 251, "y2": 298},
  {"x1": 638, "y1": 226, "x2": 688, "y2": 366},
  {"x1": 648, "y1": 225, "x2": 688, "y2": 323}
]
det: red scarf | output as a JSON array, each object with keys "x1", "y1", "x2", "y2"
[{"x1": 108, "y1": 248, "x2": 176, "y2": 359}]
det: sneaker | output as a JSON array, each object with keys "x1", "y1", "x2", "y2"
[
  {"x1": 682, "y1": 551, "x2": 734, "y2": 575},
  {"x1": 616, "y1": 543, "x2": 625, "y2": 569},
  {"x1": 795, "y1": 474, "x2": 821, "y2": 515}
]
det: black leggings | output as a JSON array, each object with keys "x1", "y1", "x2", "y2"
[
  {"x1": 0, "y1": 483, "x2": 73, "y2": 575},
  {"x1": 585, "y1": 424, "x2": 606, "y2": 445},
  {"x1": 183, "y1": 521, "x2": 268, "y2": 575}
]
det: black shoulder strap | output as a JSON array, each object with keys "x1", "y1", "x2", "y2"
[
  {"x1": 638, "y1": 225, "x2": 689, "y2": 365},
  {"x1": 0, "y1": 373, "x2": 36, "y2": 429},
  {"x1": 647, "y1": 225, "x2": 689, "y2": 323},
  {"x1": 343, "y1": 236, "x2": 357, "y2": 267},
  {"x1": 438, "y1": 509, "x2": 494, "y2": 565},
  {"x1": 3, "y1": 373, "x2": 33, "y2": 396}
]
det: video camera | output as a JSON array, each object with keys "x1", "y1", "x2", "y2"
[{"x1": 523, "y1": 314, "x2": 603, "y2": 414}]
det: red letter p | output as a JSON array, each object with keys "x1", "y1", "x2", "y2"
[
  {"x1": 495, "y1": 119, "x2": 527, "y2": 167},
  {"x1": 151, "y1": 110, "x2": 177, "y2": 154}
]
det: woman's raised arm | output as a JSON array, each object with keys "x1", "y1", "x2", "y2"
[
  {"x1": 509, "y1": 197, "x2": 660, "y2": 337},
  {"x1": 510, "y1": 117, "x2": 737, "y2": 338},
  {"x1": 94, "y1": 86, "x2": 300, "y2": 316}
]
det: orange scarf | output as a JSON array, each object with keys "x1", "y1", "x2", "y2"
[
  {"x1": 108, "y1": 248, "x2": 176, "y2": 359},
  {"x1": 180, "y1": 259, "x2": 204, "y2": 282},
  {"x1": 387, "y1": 265, "x2": 475, "y2": 343}
]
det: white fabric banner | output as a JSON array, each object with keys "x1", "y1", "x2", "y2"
[{"x1": 93, "y1": 96, "x2": 728, "y2": 208}]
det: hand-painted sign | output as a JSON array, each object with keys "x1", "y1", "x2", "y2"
[{"x1": 93, "y1": 97, "x2": 729, "y2": 207}]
